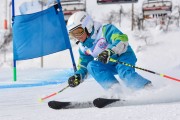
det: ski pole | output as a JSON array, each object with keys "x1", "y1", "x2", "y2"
[
  {"x1": 109, "y1": 58, "x2": 180, "y2": 82},
  {"x1": 38, "y1": 85, "x2": 69, "y2": 102}
]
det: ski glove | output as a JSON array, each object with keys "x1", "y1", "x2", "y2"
[
  {"x1": 68, "y1": 74, "x2": 81, "y2": 87},
  {"x1": 97, "y1": 49, "x2": 115, "y2": 64}
]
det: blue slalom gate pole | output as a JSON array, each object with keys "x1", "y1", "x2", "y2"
[
  {"x1": 56, "y1": 0, "x2": 77, "y2": 72},
  {"x1": 12, "y1": 0, "x2": 17, "y2": 81}
]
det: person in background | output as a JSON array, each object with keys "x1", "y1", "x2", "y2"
[{"x1": 66, "y1": 11, "x2": 152, "y2": 98}]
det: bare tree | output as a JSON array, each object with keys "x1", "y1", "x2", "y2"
[
  {"x1": 0, "y1": 30, "x2": 12, "y2": 62},
  {"x1": 102, "y1": 10, "x2": 117, "y2": 24}
]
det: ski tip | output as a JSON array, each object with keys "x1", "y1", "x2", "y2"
[
  {"x1": 93, "y1": 98, "x2": 120, "y2": 108},
  {"x1": 48, "y1": 101, "x2": 71, "y2": 110},
  {"x1": 48, "y1": 101, "x2": 57, "y2": 109}
]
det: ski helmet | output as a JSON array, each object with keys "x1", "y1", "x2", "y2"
[{"x1": 67, "y1": 11, "x2": 94, "y2": 34}]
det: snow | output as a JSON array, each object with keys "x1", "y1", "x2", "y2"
[{"x1": 1, "y1": 0, "x2": 180, "y2": 120}]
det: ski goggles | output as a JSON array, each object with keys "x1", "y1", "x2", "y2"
[{"x1": 69, "y1": 26, "x2": 85, "y2": 38}]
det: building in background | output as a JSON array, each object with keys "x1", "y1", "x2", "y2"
[
  {"x1": 142, "y1": 0, "x2": 172, "y2": 19},
  {"x1": 97, "y1": 0, "x2": 138, "y2": 4},
  {"x1": 61, "y1": 0, "x2": 86, "y2": 23}
]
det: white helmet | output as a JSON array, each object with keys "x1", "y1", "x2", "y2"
[{"x1": 67, "y1": 11, "x2": 94, "y2": 34}]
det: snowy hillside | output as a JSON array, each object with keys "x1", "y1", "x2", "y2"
[{"x1": 0, "y1": 0, "x2": 180, "y2": 120}]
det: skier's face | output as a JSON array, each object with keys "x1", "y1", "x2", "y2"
[{"x1": 69, "y1": 27, "x2": 87, "y2": 42}]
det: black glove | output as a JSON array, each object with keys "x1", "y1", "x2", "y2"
[
  {"x1": 68, "y1": 74, "x2": 81, "y2": 87},
  {"x1": 97, "y1": 49, "x2": 115, "y2": 64}
]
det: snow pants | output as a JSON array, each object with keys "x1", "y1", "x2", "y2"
[{"x1": 87, "y1": 51, "x2": 151, "y2": 90}]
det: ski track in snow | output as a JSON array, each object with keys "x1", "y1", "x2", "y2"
[{"x1": 1, "y1": 82, "x2": 180, "y2": 120}]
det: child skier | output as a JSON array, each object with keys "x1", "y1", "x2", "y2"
[{"x1": 67, "y1": 11, "x2": 152, "y2": 96}]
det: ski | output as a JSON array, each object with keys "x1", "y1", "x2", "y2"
[
  {"x1": 48, "y1": 100, "x2": 94, "y2": 109},
  {"x1": 48, "y1": 98, "x2": 123, "y2": 110}
]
